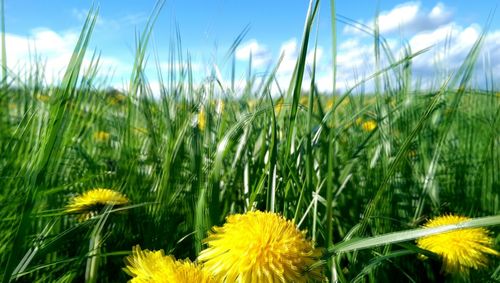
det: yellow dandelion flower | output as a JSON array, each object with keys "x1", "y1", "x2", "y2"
[
  {"x1": 109, "y1": 93, "x2": 127, "y2": 105},
  {"x1": 247, "y1": 99, "x2": 259, "y2": 111},
  {"x1": 361, "y1": 120, "x2": 377, "y2": 132},
  {"x1": 36, "y1": 94, "x2": 50, "y2": 102},
  {"x1": 93, "y1": 131, "x2": 111, "y2": 142},
  {"x1": 198, "y1": 107, "x2": 206, "y2": 131},
  {"x1": 274, "y1": 99, "x2": 284, "y2": 115},
  {"x1": 340, "y1": 97, "x2": 350, "y2": 107},
  {"x1": 66, "y1": 188, "x2": 129, "y2": 221},
  {"x1": 198, "y1": 210, "x2": 323, "y2": 283},
  {"x1": 365, "y1": 96, "x2": 376, "y2": 105},
  {"x1": 355, "y1": 117, "x2": 363, "y2": 126},
  {"x1": 124, "y1": 245, "x2": 214, "y2": 283},
  {"x1": 299, "y1": 96, "x2": 309, "y2": 107},
  {"x1": 416, "y1": 214, "x2": 499, "y2": 274},
  {"x1": 325, "y1": 98, "x2": 335, "y2": 111},
  {"x1": 8, "y1": 103, "x2": 17, "y2": 110},
  {"x1": 407, "y1": 150, "x2": 417, "y2": 159}
]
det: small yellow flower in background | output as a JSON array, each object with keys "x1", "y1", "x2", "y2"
[
  {"x1": 325, "y1": 97, "x2": 336, "y2": 111},
  {"x1": 8, "y1": 103, "x2": 17, "y2": 110},
  {"x1": 361, "y1": 120, "x2": 377, "y2": 132},
  {"x1": 274, "y1": 99, "x2": 284, "y2": 115},
  {"x1": 247, "y1": 99, "x2": 259, "y2": 111},
  {"x1": 36, "y1": 94, "x2": 50, "y2": 102},
  {"x1": 94, "y1": 131, "x2": 110, "y2": 142},
  {"x1": 299, "y1": 95, "x2": 309, "y2": 107},
  {"x1": 124, "y1": 245, "x2": 213, "y2": 283},
  {"x1": 416, "y1": 214, "x2": 499, "y2": 275},
  {"x1": 198, "y1": 210, "x2": 323, "y2": 283},
  {"x1": 355, "y1": 117, "x2": 363, "y2": 126},
  {"x1": 198, "y1": 107, "x2": 206, "y2": 131},
  {"x1": 66, "y1": 188, "x2": 128, "y2": 221},
  {"x1": 365, "y1": 96, "x2": 376, "y2": 105},
  {"x1": 407, "y1": 150, "x2": 417, "y2": 159},
  {"x1": 340, "y1": 97, "x2": 350, "y2": 108},
  {"x1": 109, "y1": 93, "x2": 127, "y2": 105},
  {"x1": 354, "y1": 117, "x2": 377, "y2": 132}
]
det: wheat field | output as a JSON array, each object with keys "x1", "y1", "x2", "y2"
[{"x1": 0, "y1": 1, "x2": 499, "y2": 282}]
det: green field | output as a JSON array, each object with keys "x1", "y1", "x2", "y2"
[{"x1": 0, "y1": 1, "x2": 499, "y2": 282}]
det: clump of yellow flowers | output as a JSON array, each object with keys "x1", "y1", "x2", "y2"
[
  {"x1": 124, "y1": 246, "x2": 214, "y2": 283},
  {"x1": 124, "y1": 210, "x2": 324, "y2": 282}
]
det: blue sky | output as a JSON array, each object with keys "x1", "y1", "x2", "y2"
[{"x1": 4, "y1": 0, "x2": 500, "y2": 93}]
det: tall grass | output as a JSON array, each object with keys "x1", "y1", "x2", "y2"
[{"x1": 0, "y1": 0, "x2": 499, "y2": 282}]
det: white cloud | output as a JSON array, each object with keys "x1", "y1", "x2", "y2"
[
  {"x1": 6, "y1": 28, "x2": 78, "y2": 82},
  {"x1": 339, "y1": 38, "x2": 360, "y2": 50},
  {"x1": 277, "y1": 38, "x2": 324, "y2": 73},
  {"x1": 484, "y1": 31, "x2": 500, "y2": 67},
  {"x1": 278, "y1": 38, "x2": 298, "y2": 74},
  {"x1": 408, "y1": 23, "x2": 482, "y2": 74},
  {"x1": 429, "y1": 3, "x2": 447, "y2": 20},
  {"x1": 268, "y1": 38, "x2": 328, "y2": 93},
  {"x1": 5, "y1": 28, "x2": 130, "y2": 85},
  {"x1": 235, "y1": 39, "x2": 272, "y2": 68},
  {"x1": 337, "y1": 43, "x2": 372, "y2": 67},
  {"x1": 335, "y1": 21, "x2": 500, "y2": 92},
  {"x1": 306, "y1": 47, "x2": 324, "y2": 67},
  {"x1": 280, "y1": 38, "x2": 298, "y2": 57},
  {"x1": 378, "y1": 2, "x2": 420, "y2": 33},
  {"x1": 344, "y1": 2, "x2": 453, "y2": 36},
  {"x1": 330, "y1": 1, "x2": 500, "y2": 92}
]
